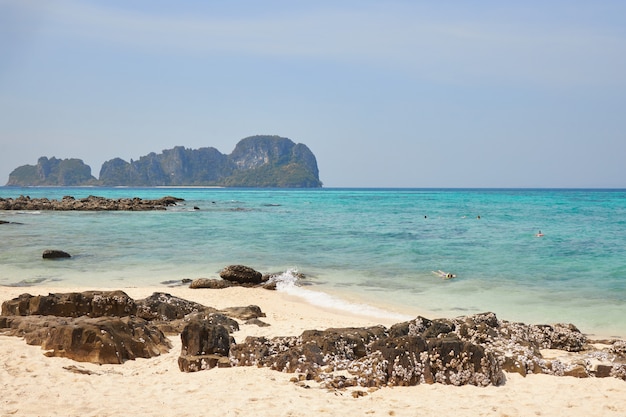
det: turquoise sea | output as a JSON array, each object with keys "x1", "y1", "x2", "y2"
[{"x1": 1, "y1": 187, "x2": 625, "y2": 337}]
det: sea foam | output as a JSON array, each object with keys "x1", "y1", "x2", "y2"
[{"x1": 270, "y1": 269, "x2": 411, "y2": 322}]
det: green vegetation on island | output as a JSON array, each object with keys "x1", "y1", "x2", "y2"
[
  {"x1": 6, "y1": 136, "x2": 322, "y2": 188},
  {"x1": 6, "y1": 157, "x2": 98, "y2": 186}
]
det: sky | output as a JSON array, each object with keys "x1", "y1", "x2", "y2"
[{"x1": 1, "y1": 0, "x2": 625, "y2": 188}]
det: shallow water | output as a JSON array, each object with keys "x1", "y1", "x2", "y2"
[{"x1": 1, "y1": 187, "x2": 625, "y2": 337}]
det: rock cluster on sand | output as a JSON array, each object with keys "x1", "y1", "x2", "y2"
[
  {"x1": 0, "y1": 195, "x2": 183, "y2": 211},
  {"x1": 2, "y1": 284, "x2": 626, "y2": 389},
  {"x1": 0, "y1": 290, "x2": 265, "y2": 365},
  {"x1": 189, "y1": 264, "x2": 277, "y2": 290},
  {"x1": 228, "y1": 313, "x2": 626, "y2": 389}
]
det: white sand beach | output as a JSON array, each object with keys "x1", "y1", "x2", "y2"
[{"x1": 1, "y1": 285, "x2": 626, "y2": 417}]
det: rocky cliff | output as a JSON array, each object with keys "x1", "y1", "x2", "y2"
[
  {"x1": 7, "y1": 136, "x2": 322, "y2": 188},
  {"x1": 6, "y1": 157, "x2": 98, "y2": 186}
]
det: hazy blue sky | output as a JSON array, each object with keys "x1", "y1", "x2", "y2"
[{"x1": 1, "y1": 1, "x2": 625, "y2": 187}]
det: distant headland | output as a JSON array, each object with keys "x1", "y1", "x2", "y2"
[{"x1": 5, "y1": 135, "x2": 322, "y2": 188}]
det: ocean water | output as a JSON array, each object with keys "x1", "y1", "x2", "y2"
[{"x1": 1, "y1": 187, "x2": 625, "y2": 337}]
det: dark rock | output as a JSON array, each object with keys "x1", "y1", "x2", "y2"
[
  {"x1": 1, "y1": 220, "x2": 24, "y2": 225},
  {"x1": 0, "y1": 195, "x2": 183, "y2": 211},
  {"x1": 449, "y1": 313, "x2": 592, "y2": 378},
  {"x1": 365, "y1": 335, "x2": 429, "y2": 386},
  {"x1": 301, "y1": 326, "x2": 387, "y2": 361},
  {"x1": 226, "y1": 312, "x2": 605, "y2": 386},
  {"x1": 228, "y1": 325, "x2": 503, "y2": 387},
  {"x1": 262, "y1": 281, "x2": 278, "y2": 290},
  {"x1": 230, "y1": 335, "x2": 322, "y2": 374},
  {"x1": 230, "y1": 336, "x2": 300, "y2": 368},
  {"x1": 422, "y1": 319, "x2": 456, "y2": 339},
  {"x1": 189, "y1": 276, "x2": 277, "y2": 290},
  {"x1": 534, "y1": 323, "x2": 587, "y2": 352},
  {"x1": 42, "y1": 249, "x2": 71, "y2": 259},
  {"x1": 135, "y1": 292, "x2": 216, "y2": 321},
  {"x1": 0, "y1": 315, "x2": 171, "y2": 364},
  {"x1": 219, "y1": 265, "x2": 264, "y2": 285},
  {"x1": 178, "y1": 320, "x2": 234, "y2": 372},
  {"x1": 388, "y1": 316, "x2": 433, "y2": 338},
  {"x1": 594, "y1": 364, "x2": 613, "y2": 378},
  {"x1": 185, "y1": 312, "x2": 240, "y2": 333},
  {"x1": 180, "y1": 320, "x2": 233, "y2": 356},
  {"x1": 350, "y1": 335, "x2": 504, "y2": 387},
  {"x1": 425, "y1": 336, "x2": 503, "y2": 386},
  {"x1": 1, "y1": 291, "x2": 137, "y2": 317},
  {"x1": 189, "y1": 278, "x2": 235, "y2": 289}
]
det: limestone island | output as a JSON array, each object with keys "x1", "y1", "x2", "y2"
[{"x1": 5, "y1": 135, "x2": 322, "y2": 188}]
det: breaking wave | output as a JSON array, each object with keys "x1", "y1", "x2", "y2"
[{"x1": 270, "y1": 269, "x2": 411, "y2": 322}]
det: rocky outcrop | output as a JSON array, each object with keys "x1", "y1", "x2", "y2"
[
  {"x1": 230, "y1": 326, "x2": 504, "y2": 388},
  {"x1": 6, "y1": 157, "x2": 98, "y2": 186},
  {"x1": 1, "y1": 291, "x2": 137, "y2": 317},
  {"x1": 229, "y1": 312, "x2": 626, "y2": 388},
  {"x1": 2, "y1": 290, "x2": 626, "y2": 388},
  {"x1": 0, "y1": 290, "x2": 263, "y2": 366},
  {"x1": 0, "y1": 315, "x2": 171, "y2": 364},
  {"x1": 0, "y1": 195, "x2": 183, "y2": 211}
]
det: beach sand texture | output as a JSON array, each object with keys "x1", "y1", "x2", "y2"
[{"x1": 2, "y1": 286, "x2": 625, "y2": 417}]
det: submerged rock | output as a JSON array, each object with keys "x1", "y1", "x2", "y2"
[{"x1": 42, "y1": 249, "x2": 71, "y2": 259}]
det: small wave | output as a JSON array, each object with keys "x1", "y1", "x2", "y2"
[
  {"x1": 17, "y1": 211, "x2": 41, "y2": 215},
  {"x1": 270, "y1": 269, "x2": 411, "y2": 322}
]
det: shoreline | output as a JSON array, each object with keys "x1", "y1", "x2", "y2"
[
  {"x1": 1, "y1": 281, "x2": 622, "y2": 341},
  {"x1": 2, "y1": 285, "x2": 626, "y2": 416}
]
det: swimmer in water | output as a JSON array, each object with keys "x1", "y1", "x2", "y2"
[{"x1": 433, "y1": 270, "x2": 456, "y2": 279}]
